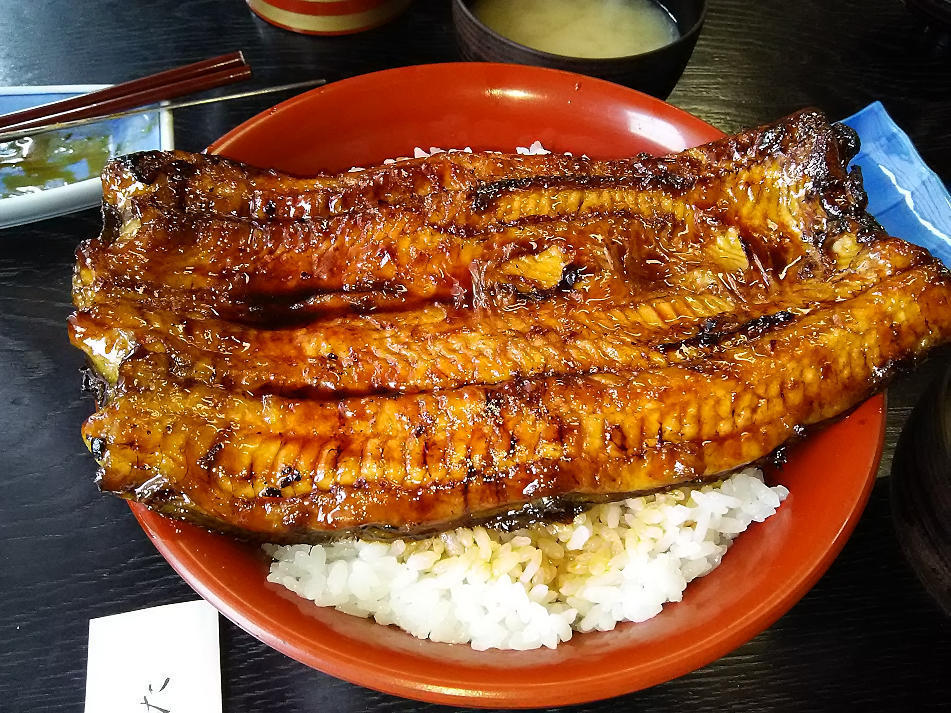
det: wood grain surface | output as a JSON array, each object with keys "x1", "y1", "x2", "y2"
[{"x1": 1, "y1": 1, "x2": 949, "y2": 711}]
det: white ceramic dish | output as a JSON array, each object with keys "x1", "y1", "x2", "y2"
[{"x1": 0, "y1": 85, "x2": 174, "y2": 229}]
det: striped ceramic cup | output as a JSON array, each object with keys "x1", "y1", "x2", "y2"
[{"x1": 246, "y1": 0, "x2": 412, "y2": 35}]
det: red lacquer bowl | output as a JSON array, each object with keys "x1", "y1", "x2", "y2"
[{"x1": 132, "y1": 63, "x2": 884, "y2": 708}]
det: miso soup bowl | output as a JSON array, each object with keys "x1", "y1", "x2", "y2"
[{"x1": 452, "y1": 0, "x2": 707, "y2": 98}]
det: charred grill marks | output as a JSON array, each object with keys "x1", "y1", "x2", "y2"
[
  {"x1": 656, "y1": 310, "x2": 797, "y2": 354},
  {"x1": 70, "y1": 109, "x2": 951, "y2": 541}
]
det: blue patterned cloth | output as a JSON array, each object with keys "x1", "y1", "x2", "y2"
[{"x1": 842, "y1": 101, "x2": 951, "y2": 267}]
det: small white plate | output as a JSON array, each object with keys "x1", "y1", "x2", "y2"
[{"x1": 0, "y1": 85, "x2": 174, "y2": 229}]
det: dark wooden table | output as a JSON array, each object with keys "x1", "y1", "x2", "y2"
[{"x1": 1, "y1": 1, "x2": 949, "y2": 711}]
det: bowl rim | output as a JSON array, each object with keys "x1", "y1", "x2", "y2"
[{"x1": 452, "y1": 0, "x2": 709, "y2": 64}]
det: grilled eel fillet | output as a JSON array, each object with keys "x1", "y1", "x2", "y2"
[{"x1": 69, "y1": 109, "x2": 951, "y2": 542}]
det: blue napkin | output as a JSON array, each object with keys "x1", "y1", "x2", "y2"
[{"x1": 842, "y1": 102, "x2": 951, "y2": 267}]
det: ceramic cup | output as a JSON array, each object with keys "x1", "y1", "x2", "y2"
[{"x1": 246, "y1": 0, "x2": 412, "y2": 35}]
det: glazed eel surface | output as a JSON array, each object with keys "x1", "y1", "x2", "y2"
[{"x1": 70, "y1": 109, "x2": 951, "y2": 541}]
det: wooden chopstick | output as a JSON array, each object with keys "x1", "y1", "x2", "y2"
[
  {"x1": 0, "y1": 52, "x2": 250, "y2": 133},
  {"x1": 0, "y1": 65, "x2": 253, "y2": 134},
  {"x1": 0, "y1": 80, "x2": 328, "y2": 143}
]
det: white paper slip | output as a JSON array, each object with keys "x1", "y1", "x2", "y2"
[{"x1": 85, "y1": 600, "x2": 221, "y2": 713}]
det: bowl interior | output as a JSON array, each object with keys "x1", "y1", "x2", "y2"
[
  {"x1": 135, "y1": 63, "x2": 884, "y2": 708},
  {"x1": 454, "y1": 0, "x2": 708, "y2": 62}
]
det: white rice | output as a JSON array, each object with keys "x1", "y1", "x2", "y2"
[
  {"x1": 368, "y1": 138, "x2": 553, "y2": 167},
  {"x1": 266, "y1": 468, "x2": 788, "y2": 651},
  {"x1": 266, "y1": 143, "x2": 788, "y2": 650}
]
